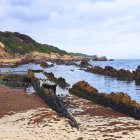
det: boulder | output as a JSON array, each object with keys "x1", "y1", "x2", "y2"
[
  {"x1": 79, "y1": 59, "x2": 92, "y2": 68},
  {"x1": 72, "y1": 81, "x2": 98, "y2": 93},
  {"x1": 23, "y1": 76, "x2": 32, "y2": 86},
  {"x1": 105, "y1": 66, "x2": 114, "y2": 71},
  {"x1": 40, "y1": 62, "x2": 52, "y2": 68},
  {"x1": 58, "y1": 77, "x2": 66, "y2": 83},
  {"x1": 135, "y1": 65, "x2": 140, "y2": 84}
]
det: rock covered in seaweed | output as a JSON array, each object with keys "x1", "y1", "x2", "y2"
[
  {"x1": 86, "y1": 65, "x2": 135, "y2": 81},
  {"x1": 72, "y1": 81, "x2": 98, "y2": 93},
  {"x1": 43, "y1": 72, "x2": 70, "y2": 89},
  {"x1": 69, "y1": 81, "x2": 140, "y2": 120}
]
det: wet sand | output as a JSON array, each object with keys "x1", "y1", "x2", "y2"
[
  {"x1": 0, "y1": 86, "x2": 48, "y2": 118},
  {"x1": 0, "y1": 86, "x2": 140, "y2": 140}
]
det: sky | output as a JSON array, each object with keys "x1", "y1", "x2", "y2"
[{"x1": 0, "y1": 0, "x2": 140, "y2": 59}]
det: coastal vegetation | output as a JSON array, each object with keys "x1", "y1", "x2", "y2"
[{"x1": 0, "y1": 31, "x2": 68, "y2": 56}]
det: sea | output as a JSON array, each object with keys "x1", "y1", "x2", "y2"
[{"x1": 0, "y1": 59, "x2": 140, "y2": 103}]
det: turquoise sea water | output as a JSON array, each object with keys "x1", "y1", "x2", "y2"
[{"x1": 0, "y1": 59, "x2": 140, "y2": 103}]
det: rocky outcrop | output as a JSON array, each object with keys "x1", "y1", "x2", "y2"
[
  {"x1": 23, "y1": 76, "x2": 32, "y2": 87},
  {"x1": 134, "y1": 66, "x2": 140, "y2": 84},
  {"x1": 0, "y1": 31, "x2": 84, "y2": 67},
  {"x1": 21, "y1": 52, "x2": 82, "y2": 65},
  {"x1": 43, "y1": 72, "x2": 70, "y2": 89},
  {"x1": 30, "y1": 70, "x2": 44, "y2": 73},
  {"x1": 28, "y1": 70, "x2": 79, "y2": 129},
  {"x1": 53, "y1": 59, "x2": 81, "y2": 66},
  {"x1": 92, "y1": 56, "x2": 107, "y2": 61},
  {"x1": 79, "y1": 58, "x2": 92, "y2": 68},
  {"x1": 69, "y1": 81, "x2": 140, "y2": 120},
  {"x1": 40, "y1": 62, "x2": 54, "y2": 68},
  {"x1": 86, "y1": 65, "x2": 139, "y2": 81},
  {"x1": 0, "y1": 50, "x2": 83, "y2": 68}
]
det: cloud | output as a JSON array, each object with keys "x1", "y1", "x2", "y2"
[
  {"x1": 0, "y1": 0, "x2": 140, "y2": 58},
  {"x1": 9, "y1": 0, "x2": 33, "y2": 6}
]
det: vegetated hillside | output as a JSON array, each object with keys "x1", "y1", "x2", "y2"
[
  {"x1": 0, "y1": 31, "x2": 68, "y2": 56},
  {"x1": 71, "y1": 52, "x2": 98, "y2": 58}
]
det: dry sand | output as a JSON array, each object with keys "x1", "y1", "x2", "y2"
[{"x1": 0, "y1": 86, "x2": 140, "y2": 140}]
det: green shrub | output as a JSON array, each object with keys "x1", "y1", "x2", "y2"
[{"x1": 0, "y1": 31, "x2": 68, "y2": 56}]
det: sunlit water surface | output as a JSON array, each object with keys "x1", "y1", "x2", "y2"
[{"x1": 0, "y1": 60, "x2": 140, "y2": 103}]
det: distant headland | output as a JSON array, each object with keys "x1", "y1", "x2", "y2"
[{"x1": 0, "y1": 31, "x2": 108, "y2": 66}]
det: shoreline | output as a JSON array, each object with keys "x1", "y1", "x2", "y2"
[
  {"x1": 0, "y1": 52, "x2": 84, "y2": 68},
  {"x1": 0, "y1": 51, "x2": 109, "y2": 68},
  {"x1": 0, "y1": 85, "x2": 140, "y2": 139},
  {"x1": 0, "y1": 85, "x2": 48, "y2": 118},
  {"x1": 0, "y1": 59, "x2": 140, "y2": 139}
]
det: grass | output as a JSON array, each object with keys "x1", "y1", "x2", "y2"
[{"x1": 0, "y1": 31, "x2": 68, "y2": 56}]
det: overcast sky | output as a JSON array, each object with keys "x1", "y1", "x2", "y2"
[{"x1": 0, "y1": 0, "x2": 140, "y2": 59}]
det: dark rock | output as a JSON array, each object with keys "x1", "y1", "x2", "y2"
[
  {"x1": 23, "y1": 76, "x2": 32, "y2": 87},
  {"x1": 109, "y1": 59, "x2": 114, "y2": 61},
  {"x1": 42, "y1": 83, "x2": 57, "y2": 94},
  {"x1": 58, "y1": 77, "x2": 66, "y2": 83},
  {"x1": 40, "y1": 62, "x2": 54, "y2": 68},
  {"x1": 69, "y1": 81, "x2": 140, "y2": 120},
  {"x1": 132, "y1": 66, "x2": 140, "y2": 84},
  {"x1": 65, "y1": 61, "x2": 78, "y2": 66},
  {"x1": 87, "y1": 66, "x2": 135, "y2": 81},
  {"x1": 31, "y1": 69, "x2": 43, "y2": 73},
  {"x1": 28, "y1": 73, "x2": 79, "y2": 129},
  {"x1": 92, "y1": 56, "x2": 107, "y2": 61},
  {"x1": 136, "y1": 65, "x2": 140, "y2": 71},
  {"x1": 78, "y1": 58, "x2": 92, "y2": 68},
  {"x1": 40, "y1": 62, "x2": 50, "y2": 68},
  {"x1": 2, "y1": 78, "x2": 9, "y2": 82},
  {"x1": 43, "y1": 72, "x2": 70, "y2": 89},
  {"x1": 105, "y1": 66, "x2": 114, "y2": 71}
]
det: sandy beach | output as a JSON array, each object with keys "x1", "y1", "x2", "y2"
[{"x1": 0, "y1": 86, "x2": 140, "y2": 140}]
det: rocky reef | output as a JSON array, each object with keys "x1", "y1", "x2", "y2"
[
  {"x1": 69, "y1": 81, "x2": 140, "y2": 120},
  {"x1": 86, "y1": 65, "x2": 140, "y2": 83},
  {"x1": 78, "y1": 58, "x2": 92, "y2": 68},
  {"x1": 27, "y1": 69, "x2": 79, "y2": 129},
  {"x1": 43, "y1": 72, "x2": 70, "y2": 89},
  {"x1": 40, "y1": 62, "x2": 54, "y2": 68}
]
